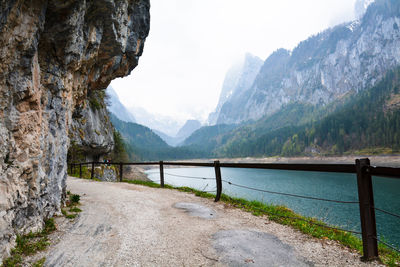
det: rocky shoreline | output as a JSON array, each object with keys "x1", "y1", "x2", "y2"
[{"x1": 167, "y1": 155, "x2": 400, "y2": 167}]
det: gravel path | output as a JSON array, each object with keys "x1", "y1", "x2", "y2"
[{"x1": 42, "y1": 177, "x2": 383, "y2": 266}]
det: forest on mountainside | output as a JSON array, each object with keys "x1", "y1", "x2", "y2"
[
  {"x1": 214, "y1": 67, "x2": 400, "y2": 157},
  {"x1": 111, "y1": 66, "x2": 400, "y2": 161},
  {"x1": 109, "y1": 114, "x2": 207, "y2": 161}
]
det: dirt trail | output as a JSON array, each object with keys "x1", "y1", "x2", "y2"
[{"x1": 42, "y1": 177, "x2": 382, "y2": 266}]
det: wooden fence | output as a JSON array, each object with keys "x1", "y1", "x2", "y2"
[{"x1": 68, "y1": 158, "x2": 400, "y2": 260}]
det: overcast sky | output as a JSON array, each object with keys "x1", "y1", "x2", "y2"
[{"x1": 111, "y1": 0, "x2": 358, "y2": 124}]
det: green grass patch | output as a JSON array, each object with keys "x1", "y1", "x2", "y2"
[
  {"x1": 69, "y1": 207, "x2": 82, "y2": 213},
  {"x1": 68, "y1": 165, "x2": 91, "y2": 179},
  {"x1": 62, "y1": 193, "x2": 81, "y2": 220},
  {"x1": 32, "y1": 257, "x2": 46, "y2": 267},
  {"x1": 1, "y1": 218, "x2": 56, "y2": 267},
  {"x1": 65, "y1": 214, "x2": 77, "y2": 219},
  {"x1": 122, "y1": 180, "x2": 399, "y2": 266},
  {"x1": 69, "y1": 194, "x2": 80, "y2": 205},
  {"x1": 61, "y1": 209, "x2": 67, "y2": 216}
]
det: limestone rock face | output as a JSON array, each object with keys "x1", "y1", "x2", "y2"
[
  {"x1": 70, "y1": 100, "x2": 114, "y2": 158},
  {"x1": 207, "y1": 53, "x2": 263, "y2": 125},
  {"x1": 94, "y1": 166, "x2": 118, "y2": 182},
  {"x1": 0, "y1": 0, "x2": 150, "y2": 261}
]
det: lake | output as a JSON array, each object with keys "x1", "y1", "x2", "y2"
[{"x1": 146, "y1": 167, "x2": 400, "y2": 248}]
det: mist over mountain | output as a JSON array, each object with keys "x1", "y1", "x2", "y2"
[
  {"x1": 128, "y1": 106, "x2": 183, "y2": 137},
  {"x1": 355, "y1": 0, "x2": 375, "y2": 19},
  {"x1": 179, "y1": 0, "x2": 400, "y2": 158},
  {"x1": 106, "y1": 89, "x2": 202, "y2": 146},
  {"x1": 109, "y1": 113, "x2": 207, "y2": 160},
  {"x1": 207, "y1": 53, "x2": 263, "y2": 125},
  {"x1": 176, "y1": 120, "x2": 202, "y2": 139},
  {"x1": 109, "y1": 0, "x2": 399, "y2": 160},
  {"x1": 151, "y1": 119, "x2": 202, "y2": 146},
  {"x1": 208, "y1": 0, "x2": 400, "y2": 126},
  {"x1": 106, "y1": 86, "x2": 136, "y2": 123}
]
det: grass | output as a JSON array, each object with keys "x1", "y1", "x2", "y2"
[
  {"x1": 122, "y1": 179, "x2": 399, "y2": 266},
  {"x1": 1, "y1": 218, "x2": 56, "y2": 267},
  {"x1": 32, "y1": 258, "x2": 46, "y2": 267},
  {"x1": 67, "y1": 165, "x2": 105, "y2": 181},
  {"x1": 1, "y1": 192, "x2": 83, "y2": 266},
  {"x1": 62, "y1": 193, "x2": 82, "y2": 220},
  {"x1": 69, "y1": 194, "x2": 80, "y2": 204},
  {"x1": 69, "y1": 207, "x2": 82, "y2": 213}
]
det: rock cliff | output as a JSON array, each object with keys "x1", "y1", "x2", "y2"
[
  {"x1": 107, "y1": 86, "x2": 136, "y2": 123},
  {"x1": 207, "y1": 53, "x2": 263, "y2": 125},
  {"x1": 0, "y1": 0, "x2": 150, "y2": 261},
  {"x1": 213, "y1": 0, "x2": 400, "y2": 124},
  {"x1": 69, "y1": 98, "x2": 114, "y2": 161}
]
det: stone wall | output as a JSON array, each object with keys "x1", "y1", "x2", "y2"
[{"x1": 0, "y1": 0, "x2": 150, "y2": 261}]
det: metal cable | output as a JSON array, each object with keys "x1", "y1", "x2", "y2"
[
  {"x1": 374, "y1": 236, "x2": 400, "y2": 254},
  {"x1": 373, "y1": 207, "x2": 400, "y2": 220},
  {"x1": 247, "y1": 205, "x2": 361, "y2": 235},
  {"x1": 222, "y1": 180, "x2": 359, "y2": 204},
  {"x1": 164, "y1": 172, "x2": 215, "y2": 180}
]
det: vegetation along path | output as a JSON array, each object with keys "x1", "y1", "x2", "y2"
[{"x1": 42, "y1": 177, "x2": 382, "y2": 266}]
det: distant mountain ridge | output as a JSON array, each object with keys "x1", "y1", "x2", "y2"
[
  {"x1": 106, "y1": 87, "x2": 202, "y2": 146},
  {"x1": 207, "y1": 53, "x2": 263, "y2": 125},
  {"x1": 210, "y1": 0, "x2": 400, "y2": 125},
  {"x1": 106, "y1": 86, "x2": 136, "y2": 123},
  {"x1": 179, "y1": 0, "x2": 400, "y2": 158},
  {"x1": 109, "y1": 113, "x2": 168, "y2": 150},
  {"x1": 109, "y1": 113, "x2": 207, "y2": 160},
  {"x1": 152, "y1": 119, "x2": 202, "y2": 146},
  {"x1": 176, "y1": 120, "x2": 202, "y2": 138},
  {"x1": 128, "y1": 106, "x2": 183, "y2": 137}
]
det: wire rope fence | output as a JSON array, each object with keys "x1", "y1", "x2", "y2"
[
  {"x1": 68, "y1": 158, "x2": 400, "y2": 260},
  {"x1": 221, "y1": 179, "x2": 360, "y2": 204}
]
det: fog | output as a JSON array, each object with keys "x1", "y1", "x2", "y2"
[{"x1": 111, "y1": 0, "x2": 360, "y2": 124}]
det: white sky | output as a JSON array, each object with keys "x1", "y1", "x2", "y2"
[{"x1": 111, "y1": 0, "x2": 358, "y2": 124}]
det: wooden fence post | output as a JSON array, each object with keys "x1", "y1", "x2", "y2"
[
  {"x1": 214, "y1": 160, "x2": 222, "y2": 202},
  {"x1": 91, "y1": 162, "x2": 95, "y2": 179},
  {"x1": 356, "y1": 158, "x2": 378, "y2": 260},
  {"x1": 79, "y1": 163, "x2": 82, "y2": 178},
  {"x1": 159, "y1": 161, "x2": 164, "y2": 188},
  {"x1": 119, "y1": 163, "x2": 123, "y2": 182}
]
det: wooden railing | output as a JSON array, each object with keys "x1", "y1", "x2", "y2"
[{"x1": 68, "y1": 158, "x2": 400, "y2": 260}]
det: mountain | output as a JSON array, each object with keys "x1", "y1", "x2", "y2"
[
  {"x1": 207, "y1": 53, "x2": 263, "y2": 125},
  {"x1": 216, "y1": 66, "x2": 400, "y2": 157},
  {"x1": 110, "y1": 113, "x2": 206, "y2": 160},
  {"x1": 211, "y1": 0, "x2": 400, "y2": 125},
  {"x1": 128, "y1": 106, "x2": 183, "y2": 137},
  {"x1": 176, "y1": 120, "x2": 202, "y2": 139},
  {"x1": 109, "y1": 113, "x2": 168, "y2": 150},
  {"x1": 182, "y1": 124, "x2": 239, "y2": 152},
  {"x1": 106, "y1": 86, "x2": 136, "y2": 123},
  {"x1": 355, "y1": 0, "x2": 375, "y2": 18},
  {"x1": 183, "y1": 0, "x2": 400, "y2": 157},
  {"x1": 152, "y1": 129, "x2": 182, "y2": 147},
  {"x1": 153, "y1": 120, "x2": 202, "y2": 147}
]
